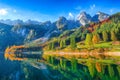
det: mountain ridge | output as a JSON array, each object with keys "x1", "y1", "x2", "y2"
[{"x1": 0, "y1": 11, "x2": 118, "y2": 51}]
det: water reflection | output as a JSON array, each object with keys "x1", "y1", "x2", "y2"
[
  {"x1": 2, "y1": 52, "x2": 120, "y2": 80},
  {"x1": 43, "y1": 55, "x2": 120, "y2": 80},
  {"x1": 0, "y1": 53, "x2": 21, "y2": 80}
]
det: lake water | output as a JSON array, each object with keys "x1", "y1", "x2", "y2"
[{"x1": 1, "y1": 52, "x2": 120, "y2": 80}]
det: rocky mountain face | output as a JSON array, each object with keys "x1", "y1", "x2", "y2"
[
  {"x1": 56, "y1": 16, "x2": 80, "y2": 31},
  {"x1": 77, "y1": 12, "x2": 92, "y2": 26},
  {"x1": 0, "y1": 21, "x2": 56, "y2": 50},
  {"x1": 77, "y1": 11, "x2": 109, "y2": 25},
  {"x1": 0, "y1": 19, "x2": 41, "y2": 25},
  {"x1": 92, "y1": 11, "x2": 109, "y2": 22},
  {"x1": 0, "y1": 23, "x2": 23, "y2": 50},
  {"x1": 97, "y1": 11, "x2": 109, "y2": 21},
  {"x1": 0, "y1": 11, "x2": 110, "y2": 51}
]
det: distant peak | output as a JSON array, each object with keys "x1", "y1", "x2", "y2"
[
  {"x1": 80, "y1": 11, "x2": 86, "y2": 14},
  {"x1": 96, "y1": 11, "x2": 102, "y2": 14},
  {"x1": 96, "y1": 11, "x2": 109, "y2": 15}
]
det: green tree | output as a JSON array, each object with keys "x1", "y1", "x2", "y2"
[
  {"x1": 85, "y1": 33, "x2": 93, "y2": 45},
  {"x1": 108, "y1": 65, "x2": 114, "y2": 78},
  {"x1": 111, "y1": 31, "x2": 117, "y2": 41},
  {"x1": 60, "y1": 40, "x2": 64, "y2": 49},
  {"x1": 48, "y1": 43, "x2": 52, "y2": 50},
  {"x1": 117, "y1": 66, "x2": 120, "y2": 76},
  {"x1": 87, "y1": 62, "x2": 96, "y2": 77},
  {"x1": 71, "y1": 58, "x2": 77, "y2": 71},
  {"x1": 102, "y1": 31, "x2": 109, "y2": 42},
  {"x1": 51, "y1": 42, "x2": 55, "y2": 50},
  {"x1": 81, "y1": 33, "x2": 86, "y2": 40},
  {"x1": 70, "y1": 35, "x2": 76, "y2": 50},
  {"x1": 60, "y1": 40, "x2": 66, "y2": 49},
  {"x1": 63, "y1": 40, "x2": 66, "y2": 47}
]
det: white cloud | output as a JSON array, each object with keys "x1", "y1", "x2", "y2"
[
  {"x1": 0, "y1": 8, "x2": 8, "y2": 15},
  {"x1": 69, "y1": 12, "x2": 73, "y2": 17},
  {"x1": 90, "y1": 4, "x2": 96, "y2": 10},
  {"x1": 68, "y1": 12, "x2": 74, "y2": 20}
]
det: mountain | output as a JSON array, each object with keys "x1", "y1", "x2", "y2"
[
  {"x1": 92, "y1": 11, "x2": 109, "y2": 22},
  {"x1": 77, "y1": 11, "x2": 109, "y2": 25},
  {"x1": 0, "y1": 19, "x2": 24, "y2": 25},
  {"x1": 77, "y1": 11, "x2": 92, "y2": 26},
  {"x1": 0, "y1": 19, "x2": 41, "y2": 25},
  {"x1": 56, "y1": 16, "x2": 80, "y2": 31},
  {"x1": 0, "y1": 11, "x2": 116, "y2": 51},
  {"x1": 56, "y1": 16, "x2": 68, "y2": 31},
  {"x1": 0, "y1": 23, "x2": 23, "y2": 50},
  {"x1": 25, "y1": 19, "x2": 41, "y2": 25},
  {"x1": 39, "y1": 12, "x2": 120, "y2": 52}
]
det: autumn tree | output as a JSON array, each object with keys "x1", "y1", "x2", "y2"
[{"x1": 92, "y1": 33, "x2": 100, "y2": 44}]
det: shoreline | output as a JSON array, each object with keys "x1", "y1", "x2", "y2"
[{"x1": 43, "y1": 50, "x2": 120, "y2": 60}]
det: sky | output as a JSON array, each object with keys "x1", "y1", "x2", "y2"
[{"x1": 0, "y1": 0, "x2": 120, "y2": 22}]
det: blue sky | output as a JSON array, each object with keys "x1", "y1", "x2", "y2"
[{"x1": 0, "y1": 0, "x2": 120, "y2": 22}]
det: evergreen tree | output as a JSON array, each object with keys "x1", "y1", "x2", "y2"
[
  {"x1": 111, "y1": 31, "x2": 117, "y2": 41},
  {"x1": 63, "y1": 39, "x2": 66, "y2": 47},
  {"x1": 108, "y1": 65, "x2": 114, "y2": 78},
  {"x1": 60, "y1": 40, "x2": 66, "y2": 49},
  {"x1": 60, "y1": 40, "x2": 64, "y2": 49},
  {"x1": 102, "y1": 31, "x2": 108, "y2": 42},
  {"x1": 81, "y1": 33, "x2": 86, "y2": 40},
  {"x1": 85, "y1": 33, "x2": 93, "y2": 45},
  {"x1": 70, "y1": 35, "x2": 76, "y2": 50},
  {"x1": 71, "y1": 58, "x2": 77, "y2": 71},
  {"x1": 87, "y1": 62, "x2": 96, "y2": 77},
  {"x1": 51, "y1": 42, "x2": 55, "y2": 50},
  {"x1": 48, "y1": 43, "x2": 52, "y2": 50}
]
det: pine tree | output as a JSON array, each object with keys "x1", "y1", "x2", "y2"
[
  {"x1": 48, "y1": 43, "x2": 52, "y2": 50},
  {"x1": 60, "y1": 40, "x2": 64, "y2": 49},
  {"x1": 63, "y1": 39, "x2": 66, "y2": 47},
  {"x1": 108, "y1": 65, "x2": 114, "y2": 78},
  {"x1": 102, "y1": 31, "x2": 108, "y2": 42},
  {"x1": 51, "y1": 42, "x2": 55, "y2": 50},
  {"x1": 85, "y1": 33, "x2": 93, "y2": 45},
  {"x1": 111, "y1": 31, "x2": 117, "y2": 41},
  {"x1": 70, "y1": 35, "x2": 76, "y2": 50}
]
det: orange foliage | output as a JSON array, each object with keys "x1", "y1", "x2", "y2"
[
  {"x1": 92, "y1": 35, "x2": 99, "y2": 44},
  {"x1": 4, "y1": 45, "x2": 25, "y2": 61},
  {"x1": 87, "y1": 18, "x2": 110, "y2": 32},
  {"x1": 95, "y1": 62, "x2": 101, "y2": 72}
]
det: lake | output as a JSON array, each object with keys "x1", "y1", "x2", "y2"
[{"x1": 1, "y1": 52, "x2": 120, "y2": 80}]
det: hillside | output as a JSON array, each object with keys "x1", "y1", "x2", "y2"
[
  {"x1": 4, "y1": 12, "x2": 120, "y2": 51},
  {"x1": 41, "y1": 12, "x2": 120, "y2": 52},
  {"x1": 1, "y1": 12, "x2": 120, "y2": 52}
]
